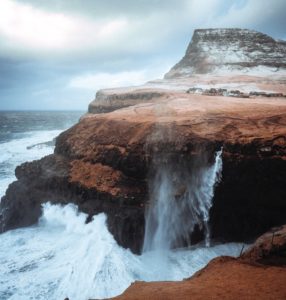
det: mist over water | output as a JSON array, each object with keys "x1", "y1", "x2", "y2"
[{"x1": 143, "y1": 149, "x2": 222, "y2": 252}]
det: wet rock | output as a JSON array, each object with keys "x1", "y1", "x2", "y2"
[{"x1": 242, "y1": 225, "x2": 286, "y2": 266}]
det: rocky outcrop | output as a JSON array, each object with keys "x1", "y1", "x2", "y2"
[
  {"x1": 0, "y1": 154, "x2": 146, "y2": 253},
  {"x1": 165, "y1": 28, "x2": 286, "y2": 78},
  {"x1": 111, "y1": 226, "x2": 286, "y2": 300},
  {"x1": 2, "y1": 91, "x2": 286, "y2": 253},
  {"x1": 1, "y1": 28, "x2": 286, "y2": 254},
  {"x1": 242, "y1": 225, "x2": 286, "y2": 265},
  {"x1": 88, "y1": 88, "x2": 167, "y2": 114}
]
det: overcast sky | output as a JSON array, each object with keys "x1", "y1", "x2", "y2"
[{"x1": 0, "y1": 0, "x2": 285, "y2": 110}]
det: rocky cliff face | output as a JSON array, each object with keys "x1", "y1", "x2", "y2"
[
  {"x1": 1, "y1": 28, "x2": 286, "y2": 254},
  {"x1": 2, "y1": 93, "x2": 286, "y2": 253},
  {"x1": 165, "y1": 28, "x2": 286, "y2": 78}
]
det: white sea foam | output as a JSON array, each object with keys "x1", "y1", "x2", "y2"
[
  {"x1": 0, "y1": 130, "x2": 61, "y2": 198},
  {"x1": 0, "y1": 127, "x2": 244, "y2": 300},
  {"x1": 0, "y1": 203, "x2": 245, "y2": 300}
]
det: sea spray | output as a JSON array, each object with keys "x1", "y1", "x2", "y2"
[
  {"x1": 143, "y1": 149, "x2": 222, "y2": 252},
  {"x1": 0, "y1": 203, "x2": 136, "y2": 300},
  {"x1": 0, "y1": 115, "x2": 234, "y2": 299},
  {"x1": 0, "y1": 202, "x2": 244, "y2": 300}
]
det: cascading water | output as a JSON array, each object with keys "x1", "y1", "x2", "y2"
[
  {"x1": 143, "y1": 149, "x2": 223, "y2": 252},
  {"x1": 0, "y1": 112, "x2": 245, "y2": 299}
]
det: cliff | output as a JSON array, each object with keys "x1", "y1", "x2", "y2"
[
  {"x1": 1, "y1": 28, "x2": 286, "y2": 255},
  {"x1": 165, "y1": 28, "x2": 286, "y2": 78},
  {"x1": 2, "y1": 92, "x2": 286, "y2": 253}
]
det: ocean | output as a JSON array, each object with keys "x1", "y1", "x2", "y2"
[
  {"x1": 0, "y1": 111, "x2": 243, "y2": 300},
  {"x1": 0, "y1": 111, "x2": 83, "y2": 198}
]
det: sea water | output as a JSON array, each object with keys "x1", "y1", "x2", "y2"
[
  {"x1": 0, "y1": 111, "x2": 83, "y2": 198},
  {"x1": 0, "y1": 111, "x2": 244, "y2": 300}
]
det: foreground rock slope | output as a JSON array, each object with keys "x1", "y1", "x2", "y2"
[
  {"x1": 112, "y1": 256, "x2": 286, "y2": 300},
  {"x1": 112, "y1": 225, "x2": 286, "y2": 300},
  {"x1": 1, "y1": 29, "x2": 286, "y2": 255}
]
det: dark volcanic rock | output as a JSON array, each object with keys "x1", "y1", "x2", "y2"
[
  {"x1": 211, "y1": 155, "x2": 286, "y2": 243},
  {"x1": 242, "y1": 224, "x2": 286, "y2": 266},
  {"x1": 1, "y1": 154, "x2": 146, "y2": 253}
]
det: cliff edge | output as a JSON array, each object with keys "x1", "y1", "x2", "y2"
[{"x1": 1, "y1": 28, "x2": 286, "y2": 255}]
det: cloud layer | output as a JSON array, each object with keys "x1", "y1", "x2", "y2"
[{"x1": 0, "y1": 0, "x2": 285, "y2": 110}]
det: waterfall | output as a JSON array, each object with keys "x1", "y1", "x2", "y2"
[{"x1": 143, "y1": 149, "x2": 223, "y2": 252}]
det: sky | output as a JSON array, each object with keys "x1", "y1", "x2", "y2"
[{"x1": 0, "y1": 0, "x2": 285, "y2": 110}]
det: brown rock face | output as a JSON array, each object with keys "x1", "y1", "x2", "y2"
[
  {"x1": 112, "y1": 257, "x2": 286, "y2": 300},
  {"x1": 2, "y1": 92, "x2": 286, "y2": 253},
  {"x1": 1, "y1": 28, "x2": 286, "y2": 254}
]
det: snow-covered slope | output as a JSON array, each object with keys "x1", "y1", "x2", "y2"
[{"x1": 165, "y1": 28, "x2": 286, "y2": 78}]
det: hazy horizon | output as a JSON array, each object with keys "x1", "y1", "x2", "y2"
[{"x1": 0, "y1": 0, "x2": 285, "y2": 110}]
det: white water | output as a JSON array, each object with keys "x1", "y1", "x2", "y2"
[
  {"x1": 0, "y1": 129, "x2": 244, "y2": 300},
  {"x1": 0, "y1": 203, "x2": 244, "y2": 300},
  {"x1": 0, "y1": 130, "x2": 61, "y2": 198},
  {"x1": 144, "y1": 150, "x2": 222, "y2": 252}
]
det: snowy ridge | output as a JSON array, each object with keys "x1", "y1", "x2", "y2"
[{"x1": 165, "y1": 28, "x2": 286, "y2": 78}]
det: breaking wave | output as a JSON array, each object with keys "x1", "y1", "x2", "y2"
[
  {"x1": 0, "y1": 130, "x2": 60, "y2": 198},
  {"x1": 0, "y1": 203, "x2": 244, "y2": 300}
]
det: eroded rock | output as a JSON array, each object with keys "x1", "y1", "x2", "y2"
[{"x1": 1, "y1": 28, "x2": 286, "y2": 254}]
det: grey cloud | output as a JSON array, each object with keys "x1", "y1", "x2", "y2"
[
  {"x1": 210, "y1": 0, "x2": 286, "y2": 38},
  {"x1": 0, "y1": 0, "x2": 285, "y2": 110},
  {"x1": 16, "y1": 0, "x2": 186, "y2": 18}
]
